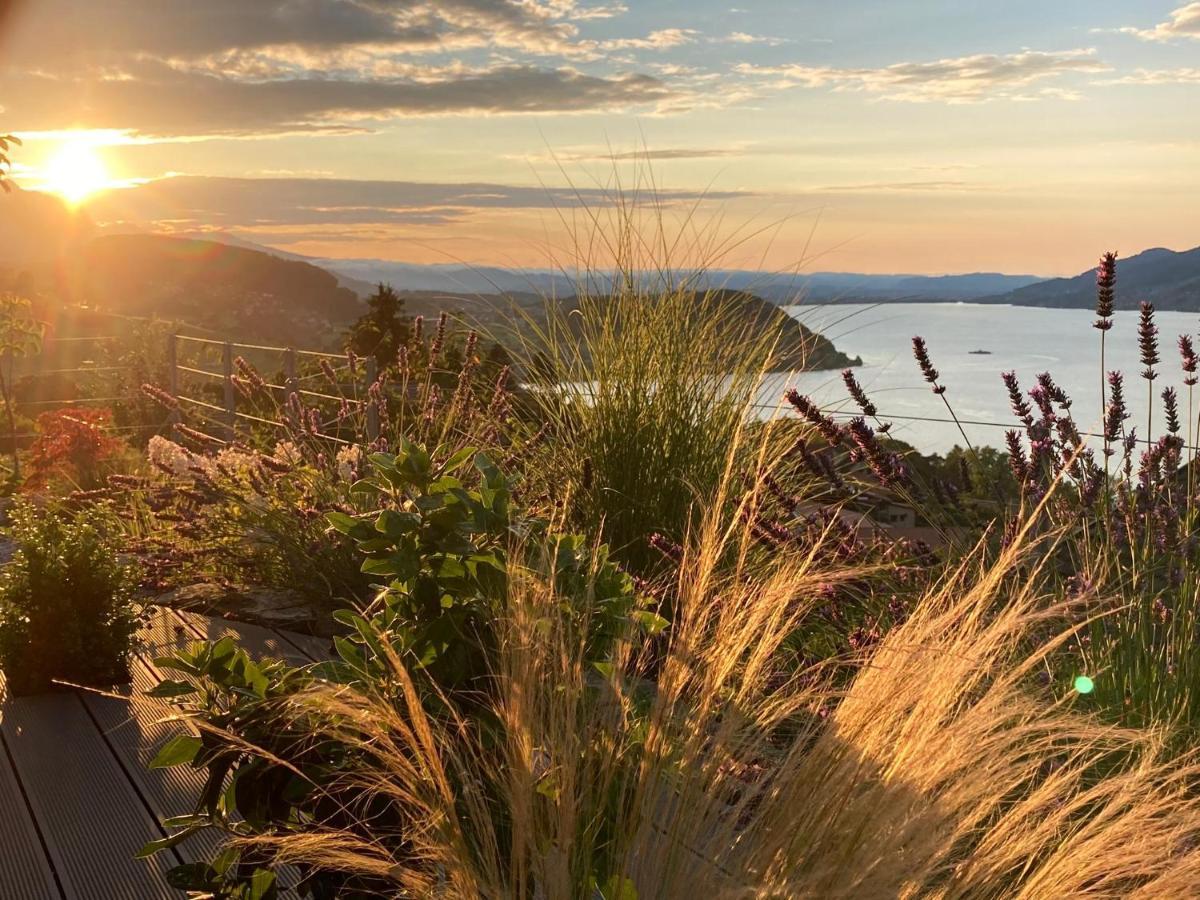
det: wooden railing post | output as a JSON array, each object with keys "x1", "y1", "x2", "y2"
[
  {"x1": 364, "y1": 356, "x2": 380, "y2": 442},
  {"x1": 222, "y1": 341, "x2": 236, "y2": 439}
]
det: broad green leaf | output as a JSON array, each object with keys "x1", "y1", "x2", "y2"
[
  {"x1": 150, "y1": 734, "x2": 202, "y2": 769},
  {"x1": 145, "y1": 680, "x2": 198, "y2": 699},
  {"x1": 137, "y1": 825, "x2": 205, "y2": 858},
  {"x1": 325, "y1": 511, "x2": 358, "y2": 533}
]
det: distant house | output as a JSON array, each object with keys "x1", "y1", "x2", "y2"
[
  {"x1": 791, "y1": 497, "x2": 946, "y2": 547},
  {"x1": 874, "y1": 502, "x2": 915, "y2": 529}
]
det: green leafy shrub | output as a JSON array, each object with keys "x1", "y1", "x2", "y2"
[
  {"x1": 144, "y1": 441, "x2": 662, "y2": 896},
  {"x1": 0, "y1": 501, "x2": 141, "y2": 695},
  {"x1": 125, "y1": 315, "x2": 523, "y2": 618}
]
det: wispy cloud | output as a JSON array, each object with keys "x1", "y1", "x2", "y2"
[
  {"x1": 736, "y1": 49, "x2": 1108, "y2": 103},
  {"x1": 598, "y1": 28, "x2": 700, "y2": 51},
  {"x1": 1106, "y1": 3, "x2": 1200, "y2": 42},
  {"x1": 83, "y1": 174, "x2": 754, "y2": 231},
  {"x1": 719, "y1": 32, "x2": 793, "y2": 47},
  {"x1": 1097, "y1": 68, "x2": 1200, "y2": 85}
]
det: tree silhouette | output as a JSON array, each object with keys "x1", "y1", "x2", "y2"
[{"x1": 347, "y1": 283, "x2": 411, "y2": 370}]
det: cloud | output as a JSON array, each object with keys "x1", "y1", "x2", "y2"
[
  {"x1": 735, "y1": 49, "x2": 1108, "y2": 103},
  {"x1": 83, "y1": 174, "x2": 753, "y2": 230},
  {"x1": 592, "y1": 146, "x2": 746, "y2": 160},
  {"x1": 1097, "y1": 67, "x2": 1200, "y2": 85},
  {"x1": 1110, "y1": 3, "x2": 1200, "y2": 41},
  {"x1": 0, "y1": 0, "x2": 708, "y2": 135},
  {"x1": 0, "y1": 62, "x2": 677, "y2": 136},
  {"x1": 0, "y1": 0, "x2": 618, "y2": 63},
  {"x1": 719, "y1": 32, "x2": 792, "y2": 47},
  {"x1": 598, "y1": 28, "x2": 699, "y2": 51}
]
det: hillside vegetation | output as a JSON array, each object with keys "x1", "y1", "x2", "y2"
[
  {"x1": 398, "y1": 286, "x2": 860, "y2": 371},
  {"x1": 28, "y1": 234, "x2": 364, "y2": 347},
  {"x1": 984, "y1": 244, "x2": 1200, "y2": 310}
]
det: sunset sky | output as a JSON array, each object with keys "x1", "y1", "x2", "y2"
[{"x1": 1, "y1": 1, "x2": 1197, "y2": 274}]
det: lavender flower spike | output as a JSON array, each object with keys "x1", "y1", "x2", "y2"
[
  {"x1": 1094, "y1": 251, "x2": 1116, "y2": 331},
  {"x1": 1180, "y1": 334, "x2": 1198, "y2": 387},
  {"x1": 842, "y1": 368, "x2": 877, "y2": 417},
  {"x1": 1138, "y1": 301, "x2": 1159, "y2": 380},
  {"x1": 912, "y1": 336, "x2": 945, "y2": 394}
]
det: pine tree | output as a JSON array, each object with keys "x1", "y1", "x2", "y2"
[{"x1": 347, "y1": 283, "x2": 411, "y2": 370}]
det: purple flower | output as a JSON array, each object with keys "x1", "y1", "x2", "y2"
[
  {"x1": 785, "y1": 390, "x2": 843, "y2": 445},
  {"x1": 1029, "y1": 383, "x2": 1056, "y2": 425},
  {"x1": 1001, "y1": 371, "x2": 1034, "y2": 426},
  {"x1": 1036, "y1": 371, "x2": 1071, "y2": 409},
  {"x1": 1138, "y1": 301, "x2": 1159, "y2": 380},
  {"x1": 1103, "y1": 371, "x2": 1128, "y2": 452},
  {"x1": 1180, "y1": 335, "x2": 1198, "y2": 387},
  {"x1": 912, "y1": 336, "x2": 945, "y2": 394},
  {"x1": 430, "y1": 311, "x2": 448, "y2": 364},
  {"x1": 1094, "y1": 251, "x2": 1117, "y2": 330},
  {"x1": 1005, "y1": 430, "x2": 1029, "y2": 483},
  {"x1": 1163, "y1": 386, "x2": 1180, "y2": 434},
  {"x1": 846, "y1": 416, "x2": 908, "y2": 487},
  {"x1": 842, "y1": 368, "x2": 877, "y2": 417}
]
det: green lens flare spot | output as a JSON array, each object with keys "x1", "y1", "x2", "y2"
[{"x1": 1074, "y1": 675, "x2": 1095, "y2": 695}]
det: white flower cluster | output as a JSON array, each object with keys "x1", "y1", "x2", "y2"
[
  {"x1": 216, "y1": 445, "x2": 260, "y2": 477},
  {"x1": 149, "y1": 435, "x2": 263, "y2": 482},
  {"x1": 148, "y1": 436, "x2": 202, "y2": 478},
  {"x1": 336, "y1": 444, "x2": 364, "y2": 482},
  {"x1": 273, "y1": 441, "x2": 304, "y2": 467}
]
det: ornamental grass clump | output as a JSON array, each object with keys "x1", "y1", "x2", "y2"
[
  {"x1": 147, "y1": 475, "x2": 1200, "y2": 898},
  {"x1": 142, "y1": 442, "x2": 665, "y2": 897},
  {"x1": 512, "y1": 198, "x2": 787, "y2": 578}
]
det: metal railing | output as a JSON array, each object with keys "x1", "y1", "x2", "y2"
[
  {"x1": 166, "y1": 327, "x2": 1200, "y2": 456},
  {"x1": 168, "y1": 333, "x2": 374, "y2": 445},
  {"x1": 1, "y1": 333, "x2": 149, "y2": 443}
]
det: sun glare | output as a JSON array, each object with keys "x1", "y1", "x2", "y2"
[{"x1": 41, "y1": 139, "x2": 113, "y2": 205}]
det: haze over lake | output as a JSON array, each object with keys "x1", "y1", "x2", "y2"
[{"x1": 767, "y1": 303, "x2": 1200, "y2": 455}]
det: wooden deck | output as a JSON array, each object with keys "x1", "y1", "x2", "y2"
[{"x1": 0, "y1": 607, "x2": 331, "y2": 899}]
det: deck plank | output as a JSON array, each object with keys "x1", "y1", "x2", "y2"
[
  {"x1": 79, "y1": 656, "x2": 227, "y2": 864},
  {"x1": 0, "y1": 674, "x2": 63, "y2": 900},
  {"x1": 137, "y1": 606, "x2": 196, "y2": 661},
  {"x1": 0, "y1": 610, "x2": 324, "y2": 900},
  {"x1": 0, "y1": 688, "x2": 177, "y2": 899}
]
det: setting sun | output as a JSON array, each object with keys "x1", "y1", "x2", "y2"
[{"x1": 41, "y1": 139, "x2": 112, "y2": 205}]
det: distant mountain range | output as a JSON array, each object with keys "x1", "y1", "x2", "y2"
[
  {"x1": 3, "y1": 187, "x2": 1199, "y2": 354},
  {"x1": 0, "y1": 191, "x2": 854, "y2": 367},
  {"x1": 310, "y1": 256, "x2": 1043, "y2": 304},
  {"x1": 980, "y1": 246, "x2": 1200, "y2": 310}
]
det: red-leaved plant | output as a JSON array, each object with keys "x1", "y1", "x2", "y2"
[{"x1": 24, "y1": 406, "x2": 122, "y2": 490}]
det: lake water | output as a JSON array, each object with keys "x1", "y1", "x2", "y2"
[{"x1": 764, "y1": 303, "x2": 1200, "y2": 455}]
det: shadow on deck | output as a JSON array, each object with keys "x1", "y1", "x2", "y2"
[{"x1": 0, "y1": 607, "x2": 330, "y2": 899}]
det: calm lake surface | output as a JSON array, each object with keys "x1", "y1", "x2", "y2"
[{"x1": 766, "y1": 303, "x2": 1200, "y2": 455}]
